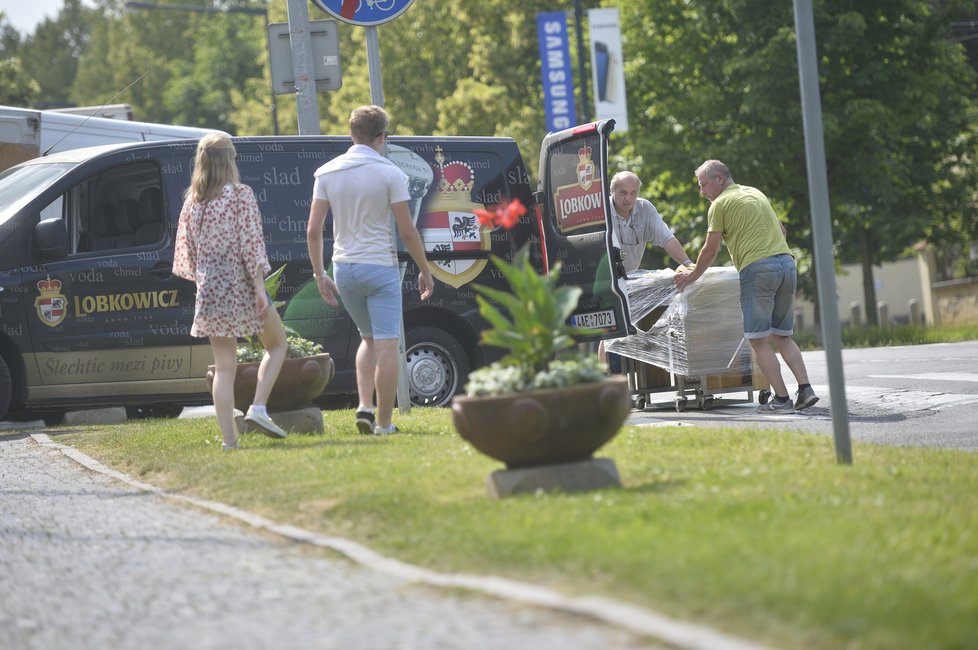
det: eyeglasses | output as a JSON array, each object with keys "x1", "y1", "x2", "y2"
[
  {"x1": 618, "y1": 220, "x2": 640, "y2": 245},
  {"x1": 375, "y1": 130, "x2": 389, "y2": 139}
]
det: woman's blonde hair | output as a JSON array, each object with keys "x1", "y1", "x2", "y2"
[{"x1": 186, "y1": 133, "x2": 239, "y2": 203}]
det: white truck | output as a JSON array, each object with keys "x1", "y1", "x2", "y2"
[{"x1": 0, "y1": 105, "x2": 224, "y2": 172}]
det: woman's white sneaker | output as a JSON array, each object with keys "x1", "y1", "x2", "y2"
[{"x1": 244, "y1": 408, "x2": 287, "y2": 438}]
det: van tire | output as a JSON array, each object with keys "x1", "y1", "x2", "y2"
[
  {"x1": 0, "y1": 355, "x2": 11, "y2": 420},
  {"x1": 405, "y1": 327, "x2": 469, "y2": 408}
]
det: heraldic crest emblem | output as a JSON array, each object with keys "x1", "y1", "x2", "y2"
[
  {"x1": 416, "y1": 147, "x2": 491, "y2": 288},
  {"x1": 35, "y1": 277, "x2": 67, "y2": 327},
  {"x1": 576, "y1": 144, "x2": 594, "y2": 191}
]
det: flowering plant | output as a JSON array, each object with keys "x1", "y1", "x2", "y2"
[
  {"x1": 237, "y1": 264, "x2": 324, "y2": 362},
  {"x1": 464, "y1": 199, "x2": 605, "y2": 397}
]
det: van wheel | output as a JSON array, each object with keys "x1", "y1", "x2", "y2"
[
  {"x1": 405, "y1": 327, "x2": 469, "y2": 408},
  {"x1": 0, "y1": 355, "x2": 11, "y2": 420},
  {"x1": 125, "y1": 405, "x2": 185, "y2": 419}
]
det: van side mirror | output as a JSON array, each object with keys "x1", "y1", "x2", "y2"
[{"x1": 35, "y1": 217, "x2": 69, "y2": 259}]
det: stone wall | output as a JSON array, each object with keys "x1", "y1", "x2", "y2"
[{"x1": 933, "y1": 278, "x2": 978, "y2": 326}]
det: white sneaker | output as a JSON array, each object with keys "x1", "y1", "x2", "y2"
[
  {"x1": 373, "y1": 423, "x2": 399, "y2": 435},
  {"x1": 244, "y1": 408, "x2": 287, "y2": 438}
]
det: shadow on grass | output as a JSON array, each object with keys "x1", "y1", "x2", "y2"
[
  {"x1": 0, "y1": 431, "x2": 33, "y2": 441},
  {"x1": 240, "y1": 435, "x2": 397, "y2": 451},
  {"x1": 621, "y1": 478, "x2": 689, "y2": 494},
  {"x1": 38, "y1": 428, "x2": 93, "y2": 437}
]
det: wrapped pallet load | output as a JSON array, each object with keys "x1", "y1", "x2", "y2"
[{"x1": 607, "y1": 267, "x2": 747, "y2": 377}]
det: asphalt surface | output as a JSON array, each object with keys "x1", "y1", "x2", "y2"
[
  {"x1": 0, "y1": 432, "x2": 669, "y2": 650},
  {"x1": 625, "y1": 342, "x2": 978, "y2": 452}
]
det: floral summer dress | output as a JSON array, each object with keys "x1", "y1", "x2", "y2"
[{"x1": 173, "y1": 183, "x2": 270, "y2": 338}]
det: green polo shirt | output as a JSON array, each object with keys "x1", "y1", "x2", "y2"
[{"x1": 707, "y1": 183, "x2": 791, "y2": 270}]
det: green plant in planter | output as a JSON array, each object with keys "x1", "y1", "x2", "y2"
[
  {"x1": 237, "y1": 264, "x2": 324, "y2": 363},
  {"x1": 465, "y1": 200, "x2": 604, "y2": 397}
]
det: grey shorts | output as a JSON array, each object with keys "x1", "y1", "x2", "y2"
[
  {"x1": 334, "y1": 262, "x2": 402, "y2": 340},
  {"x1": 739, "y1": 254, "x2": 796, "y2": 339}
]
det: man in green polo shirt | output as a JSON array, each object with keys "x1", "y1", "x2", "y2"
[{"x1": 675, "y1": 159, "x2": 819, "y2": 413}]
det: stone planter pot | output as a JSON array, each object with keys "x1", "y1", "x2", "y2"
[
  {"x1": 207, "y1": 353, "x2": 334, "y2": 413},
  {"x1": 451, "y1": 376, "x2": 630, "y2": 469}
]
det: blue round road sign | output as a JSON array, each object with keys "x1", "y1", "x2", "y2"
[{"x1": 310, "y1": 0, "x2": 416, "y2": 26}]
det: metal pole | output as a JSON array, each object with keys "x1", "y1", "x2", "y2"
[
  {"x1": 365, "y1": 24, "x2": 410, "y2": 412},
  {"x1": 573, "y1": 0, "x2": 592, "y2": 123},
  {"x1": 366, "y1": 26, "x2": 385, "y2": 107},
  {"x1": 285, "y1": 0, "x2": 320, "y2": 135},
  {"x1": 263, "y1": 10, "x2": 279, "y2": 135},
  {"x1": 793, "y1": 0, "x2": 852, "y2": 464}
]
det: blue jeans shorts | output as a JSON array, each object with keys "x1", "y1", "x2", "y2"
[
  {"x1": 739, "y1": 254, "x2": 796, "y2": 339},
  {"x1": 334, "y1": 262, "x2": 402, "y2": 340}
]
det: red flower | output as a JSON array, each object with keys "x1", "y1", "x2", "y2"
[
  {"x1": 473, "y1": 208, "x2": 497, "y2": 229},
  {"x1": 473, "y1": 198, "x2": 527, "y2": 231}
]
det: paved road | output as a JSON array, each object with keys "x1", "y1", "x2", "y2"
[
  {"x1": 626, "y1": 341, "x2": 978, "y2": 451},
  {"x1": 0, "y1": 433, "x2": 671, "y2": 650}
]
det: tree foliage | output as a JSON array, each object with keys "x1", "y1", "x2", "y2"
[
  {"x1": 615, "y1": 0, "x2": 977, "y2": 319},
  {"x1": 0, "y1": 12, "x2": 37, "y2": 106},
  {"x1": 5, "y1": 0, "x2": 978, "y2": 307},
  {"x1": 17, "y1": 0, "x2": 95, "y2": 108}
]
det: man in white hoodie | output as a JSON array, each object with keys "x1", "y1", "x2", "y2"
[{"x1": 307, "y1": 105, "x2": 434, "y2": 435}]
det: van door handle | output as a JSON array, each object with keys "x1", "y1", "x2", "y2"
[{"x1": 148, "y1": 263, "x2": 173, "y2": 278}]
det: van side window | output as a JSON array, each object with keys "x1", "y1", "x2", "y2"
[{"x1": 69, "y1": 161, "x2": 164, "y2": 254}]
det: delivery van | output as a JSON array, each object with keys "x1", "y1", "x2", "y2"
[
  {"x1": 48, "y1": 104, "x2": 135, "y2": 120},
  {"x1": 0, "y1": 105, "x2": 225, "y2": 173},
  {"x1": 0, "y1": 121, "x2": 633, "y2": 421}
]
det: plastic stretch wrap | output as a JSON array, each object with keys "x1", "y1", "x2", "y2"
[{"x1": 606, "y1": 267, "x2": 745, "y2": 377}]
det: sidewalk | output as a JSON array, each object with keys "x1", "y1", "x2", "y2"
[{"x1": 1, "y1": 432, "x2": 661, "y2": 650}]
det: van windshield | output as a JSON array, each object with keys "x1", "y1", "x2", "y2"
[{"x1": 0, "y1": 162, "x2": 74, "y2": 226}]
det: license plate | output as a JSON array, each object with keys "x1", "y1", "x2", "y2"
[{"x1": 571, "y1": 310, "x2": 616, "y2": 329}]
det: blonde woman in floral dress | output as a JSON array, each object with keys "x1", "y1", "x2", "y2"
[{"x1": 174, "y1": 133, "x2": 288, "y2": 450}]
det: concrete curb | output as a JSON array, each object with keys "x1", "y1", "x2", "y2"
[{"x1": 31, "y1": 432, "x2": 771, "y2": 650}]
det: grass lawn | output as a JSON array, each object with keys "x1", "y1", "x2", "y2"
[
  {"x1": 54, "y1": 408, "x2": 978, "y2": 650},
  {"x1": 794, "y1": 323, "x2": 978, "y2": 350}
]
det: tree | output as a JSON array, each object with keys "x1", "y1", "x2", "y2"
[
  {"x1": 0, "y1": 12, "x2": 22, "y2": 57},
  {"x1": 231, "y1": 0, "x2": 574, "y2": 168},
  {"x1": 0, "y1": 12, "x2": 38, "y2": 106},
  {"x1": 0, "y1": 58, "x2": 40, "y2": 107},
  {"x1": 164, "y1": 13, "x2": 264, "y2": 132},
  {"x1": 73, "y1": 0, "x2": 265, "y2": 129},
  {"x1": 19, "y1": 0, "x2": 95, "y2": 108},
  {"x1": 616, "y1": 0, "x2": 977, "y2": 324}
]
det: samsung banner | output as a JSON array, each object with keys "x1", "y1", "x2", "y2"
[
  {"x1": 588, "y1": 7, "x2": 628, "y2": 132},
  {"x1": 536, "y1": 12, "x2": 577, "y2": 133}
]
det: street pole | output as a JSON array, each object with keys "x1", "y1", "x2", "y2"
[
  {"x1": 793, "y1": 0, "x2": 852, "y2": 464},
  {"x1": 364, "y1": 24, "x2": 410, "y2": 412},
  {"x1": 285, "y1": 0, "x2": 321, "y2": 135},
  {"x1": 365, "y1": 26, "x2": 385, "y2": 107}
]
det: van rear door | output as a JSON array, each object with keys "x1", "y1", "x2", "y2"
[{"x1": 535, "y1": 120, "x2": 633, "y2": 342}]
